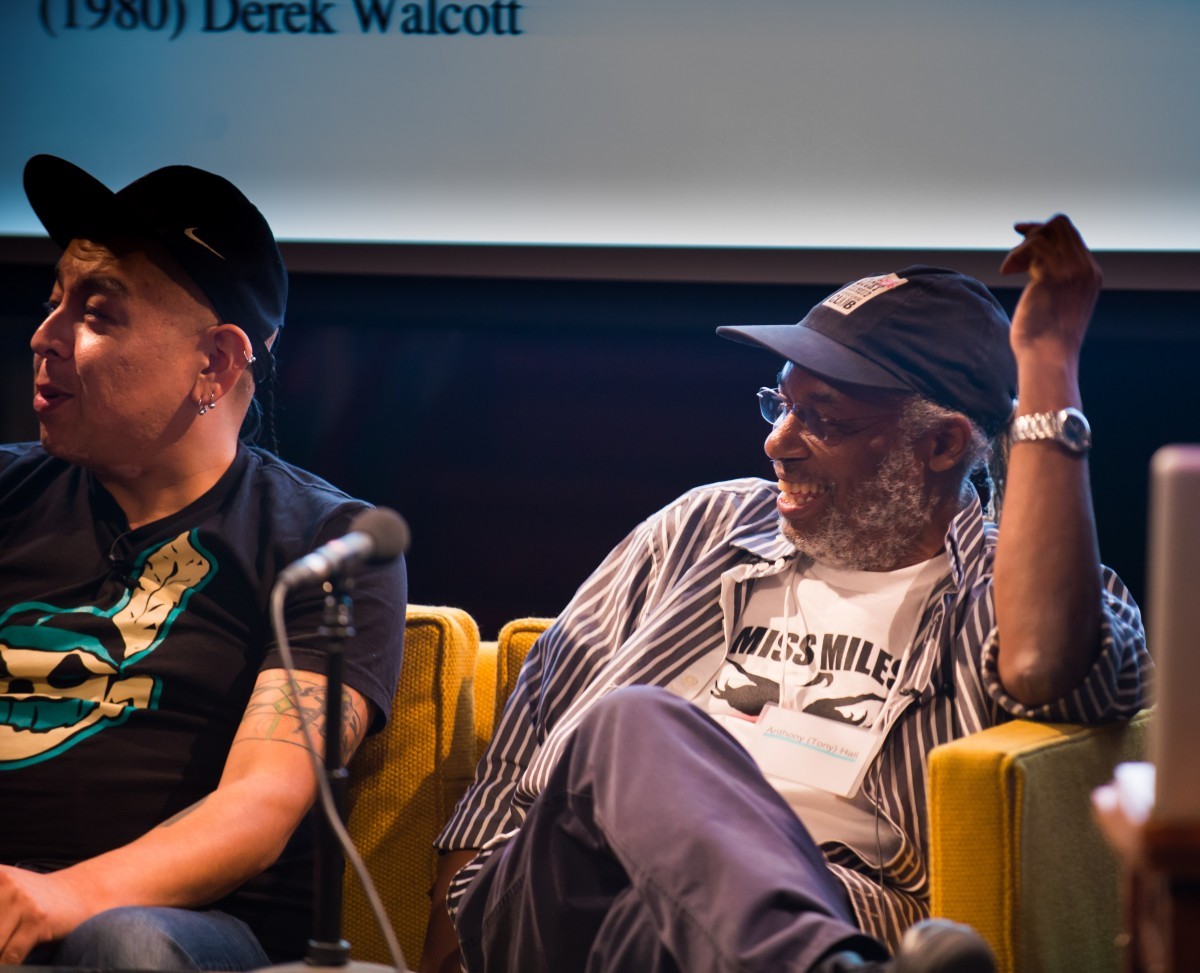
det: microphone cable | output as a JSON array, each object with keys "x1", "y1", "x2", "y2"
[{"x1": 270, "y1": 580, "x2": 410, "y2": 973}]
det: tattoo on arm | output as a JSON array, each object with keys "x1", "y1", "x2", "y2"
[{"x1": 234, "y1": 673, "x2": 368, "y2": 760}]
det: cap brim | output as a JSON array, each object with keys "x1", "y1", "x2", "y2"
[
  {"x1": 23, "y1": 155, "x2": 139, "y2": 251},
  {"x1": 716, "y1": 322, "x2": 915, "y2": 392}
]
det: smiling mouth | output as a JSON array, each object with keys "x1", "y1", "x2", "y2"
[
  {"x1": 775, "y1": 480, "x2": 833, "y2": 522},
  {"x1": 777, "y1": 479, "x2": 829, "y2": 500}
]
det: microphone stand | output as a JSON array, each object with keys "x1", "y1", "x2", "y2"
[
  {"x1": 309, "y1": 575, "x2": 353, "y2": 965},
  {"x1": 265, "y1": 575, "x2": 399, "y2": 972}
]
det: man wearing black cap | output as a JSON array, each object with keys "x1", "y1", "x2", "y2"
[
  {"x1": 0, "y1": 156, "x2": 407, "y2": 968},
  {"x1": 423, "y1": 216, "x2": 1150, "y2": 973}
]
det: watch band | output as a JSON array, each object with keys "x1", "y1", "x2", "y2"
[{"x1": 1009, "y1": 407, "x2": 1092, "y2": 454}]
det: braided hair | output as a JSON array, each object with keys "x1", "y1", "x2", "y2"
[{"x1": 239, "y1": 333, "x2": 281, "y2": 455}]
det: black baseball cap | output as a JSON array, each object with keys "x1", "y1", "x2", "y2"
[
  {"x1": 23, "y1": 154, "x2": 286, "y2": 349},
  {"x1": 717, "y1": 266, "x2": 1018, "y2": 435}
]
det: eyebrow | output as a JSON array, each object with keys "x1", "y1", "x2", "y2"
[
  {"x1": 54, "y1": 266, "x2": 130, "y2": 298},
  {"x1": 776, "y1": 373, "x2": 843, "y2": 408}
]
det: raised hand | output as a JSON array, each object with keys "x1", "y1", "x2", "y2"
[{"x1": 1000, "y1": 214, "x2": 1102, "y2": 364}]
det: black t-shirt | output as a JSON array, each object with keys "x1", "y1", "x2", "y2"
[{"x1": 0, "y1": 443, "x2": 407, "y2": 961}]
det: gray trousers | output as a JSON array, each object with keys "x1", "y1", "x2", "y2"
[{"x1": 455, "y1": 685, "x2": 886, "y2": 973}]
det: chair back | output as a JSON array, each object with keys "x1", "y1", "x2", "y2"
[
  {"x1": 929, "y1": 710, "x2": 1153, "y2": 973},
  {"x1": 342, "y1": 605, "x2": 480, "y2": 966}
]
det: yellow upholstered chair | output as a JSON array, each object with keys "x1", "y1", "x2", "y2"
[
  {"x1": 342, "y1": 604, "x2": 481, "y2": 966},
  {"x1": 473, "y1": 638, "x2": 499, "y2": 765},
  {"x1": 929, "y1": 712, "x2": 1151, "y2": 973},
  {"x1": 472, "y1": 617, "x2": 554, "y2": 761},
  {"x1": 494, "y1": 617, "x2": 554, "y2": 719},
  {"x1": 339, "y1": 606, "x2": 1147, "y2": 973}
]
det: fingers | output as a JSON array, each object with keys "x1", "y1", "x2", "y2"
[
  {"x1": 999, "y1": 214, "x2": 1100, "y2": 283},
  {"x1": 0, "y1": 901, "x2": 33, "y2": 965},
  {"x1": 1001, "y1": 214, "x2": 1102, "y2": 355},
  {"x1": 0, "y1": 868, "x2": 54, "y2": 964},
  {"x1": 1000, "y1": 222, "x2": 1045, "y2": 276},
  {"x1": 0, "y1": 872, "x2": 21, "y2": 962}
]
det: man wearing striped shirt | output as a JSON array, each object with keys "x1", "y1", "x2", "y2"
[{"x1": 423, "y1": 216, "x2": 1151, "y2": 973}]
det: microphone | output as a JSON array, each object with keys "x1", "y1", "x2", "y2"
[{"x1": 278, "y1": 507, "x2": 410, "y2": 589}]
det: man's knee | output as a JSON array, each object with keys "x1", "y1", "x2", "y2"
[
  {"x1": 55, "y1": 908, "x2": 195, "y2": 970},
  {"x1": 52, "y1": 906, "x2": 267, "y2": 972},
  {"x1": 585, "y1": 685, "x2": 689, "y2": 727},
  {"x1": 573, "y1": 686, "x2": 707, "y2": 763}
]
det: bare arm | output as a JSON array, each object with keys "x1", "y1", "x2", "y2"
[
  {"x1": 994, "y1": 214, "x2": 1104, "y2": 706},
  {"x1": 0, "y1": 667, "x2": 371, "y2": 964},
  {"x1": 419, "y1": 849, "x2": 479, "y2": 973}
]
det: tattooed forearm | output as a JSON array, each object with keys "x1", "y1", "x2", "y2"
[
  {"x1": 234, "y1": 672, "x2": 368, "y2": 760},
  {"x1": 245, "y1": 675, "x2": 325, "y2": 743}
]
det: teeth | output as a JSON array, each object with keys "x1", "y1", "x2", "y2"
[{"x1": 778, "y1": 480, "x2": 825, "y2": 496}]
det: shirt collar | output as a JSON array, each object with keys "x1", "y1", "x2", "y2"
[
  {"x1": 730, "y1": 521, "x2": 798, "y2": 563},
  {"x1": 941, "y1": 491, "x2": 988, "y2": 588}
]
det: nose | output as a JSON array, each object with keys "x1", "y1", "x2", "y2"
[
  {"x1": 764, "y1": 413, "x2": 815, "y2": 462},
  {"x1": 31, "y1": 304, "x2": 72, "y2": 361}
]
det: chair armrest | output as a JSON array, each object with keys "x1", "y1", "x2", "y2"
[{"x1": 928, "y1": 711, "x2": 1152, "y2": 973}]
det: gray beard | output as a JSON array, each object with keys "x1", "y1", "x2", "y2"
[{"x1": 780, "y1": 438, "x2": 934, "y2": 571}]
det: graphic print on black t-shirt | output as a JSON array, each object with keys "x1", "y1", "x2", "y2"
[{"x1": 0, "y1": 531, "x2": 214, "y2": 769}]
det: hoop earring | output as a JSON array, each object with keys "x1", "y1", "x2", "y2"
[
  {"x1": 198, "y1": 391, "x2": 217, "y2": 416},
  {"x1": 244, "y1": 351, "x2": 257, "y2": 366}
]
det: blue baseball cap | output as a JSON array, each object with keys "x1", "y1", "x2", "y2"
[{"x1": 717, "y1": 266, "x2": 1018, "y2": 435}]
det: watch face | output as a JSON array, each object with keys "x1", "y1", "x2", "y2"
[{"x1": 1061, "y1": 410, "x2": 1092, "y2": 451}]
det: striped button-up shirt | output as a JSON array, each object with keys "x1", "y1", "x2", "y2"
[{"x1": 437, "y1": 477, "x2": 1151, "y2": 948}]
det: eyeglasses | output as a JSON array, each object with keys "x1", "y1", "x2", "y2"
[{"x1": 756, "y1": 387, "x2": 894, "y2": 444}]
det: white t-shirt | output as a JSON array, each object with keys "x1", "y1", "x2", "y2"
[{"x1": 699, "y1": 553, "x2": 949, "y2": 864}]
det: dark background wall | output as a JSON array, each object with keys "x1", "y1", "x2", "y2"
[{"x1": 2, "y1": 259, "x2": 1196, "y2": 637}]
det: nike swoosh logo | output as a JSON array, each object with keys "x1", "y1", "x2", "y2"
[{"x1": 184, "y1": 227, "x2": 225, "y2": 260}]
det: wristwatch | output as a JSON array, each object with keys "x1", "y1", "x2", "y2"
[{"x1": 1009, "y1": 407, "x2": 1092, "y2": 454}]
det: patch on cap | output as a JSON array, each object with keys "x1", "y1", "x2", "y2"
[{"x1": 821, "y1": 273, "x2": 909, "y2": 316}]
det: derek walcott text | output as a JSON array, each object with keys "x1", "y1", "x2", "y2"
[{"x1": 39, "y1": 0, "x2": 526, "y2": 38}]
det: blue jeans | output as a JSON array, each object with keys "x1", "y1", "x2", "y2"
[
  {"x1": 455, "y1": 685, "x2": 887, "y2": 973},
  {"x1": 28, "y1": 906, "x2": 270, "y2": 971}
]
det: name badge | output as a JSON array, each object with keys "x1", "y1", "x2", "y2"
[{"x1": 749, "y1": 704, "x2": 887, "y2": 798}]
